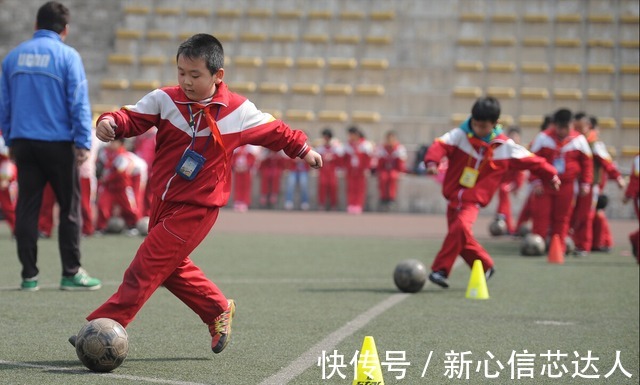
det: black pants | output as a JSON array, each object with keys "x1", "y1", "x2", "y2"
[{"x1": 12, "y1": 140, "x2": 82, "y2": 279}]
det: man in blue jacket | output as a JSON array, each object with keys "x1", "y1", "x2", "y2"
[{"x1": 0, "y1": 1, "x2": 101, "y2": 291}]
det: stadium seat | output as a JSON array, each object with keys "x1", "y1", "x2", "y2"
[
  {"x1": 491, "y1": 13, "x2": 517, "y2": 23},
  {"x1": 247, "y1": 9, "x2": 273, "y2": 18},
  {"x1": 553, "y1": 88, "x2": 583, "y2": 100},
  {"x1": 318, "y1": 110, "x2": 349, "y2": 122},
  {"x1": 519, "y1": 115, "x2": 544, "y2": 127},
  {"x1": 487, "y1": 62, "x2": 516, "y2": 72},
  {"x1": 486, "y1": 87, "x2": 516, "y2": 99},
  {"x1": 622, "y1": 118, "x2": 640, "y2": 129},
  {"x1": 522, "y1": 63, "x2": 550, "y2": 73},
  {"x1": 302, "y1": 34, "x2": 330, "y2": 44},
  {"x1": 339, "y1": 11, "x2": 365, "y2": 20},
  {"x1": 520, "y1": 88, "x2": 549, "y2": 99},
  {"x1": 450, "y1": 113, "x2": 468, "y2": 125},
  {"x1": 258, "y1": 83, "x2": 288, "y2": 94},
  {"x1": 360, "y1": 58, "x2": 389, "y2": 70},
  {"x1": 587, "y1": 64, "x2": 615, "y2": 74},
  {"x1": 351, "y1": 111, "x2": 381, "y2": 123},
  {"x1": 227, "y1": 81, "x2": 257, "y2": 94},
  {"x1": 522, "y1": 37, "x2": 550, "y2": 47},
  {"x1": 588, "y1": 39, "x2": 615, "y2": 48},
  {"x1": 523, "y1": 14, "x2": 550, "y2": 23},
  {"x1": 555, "y1": 38, "x2": 582, "y2": 47},
  {"x1": 355, "y1": 84, "x2": 385, "y2": 96},
  {"x1": 328, "y1": 58, "x2": 357, "y2": 70},
  {"x1": 587, "y1": 89, "x2": 615, "y2": 101},
  {"x1": 291, "y1": 83, "x2": 321, "y2": 95},
  {"x1": 323, "y1": 84, "x2": 353, "y2": 96},
  {"x1": 296, "y1": 57, "x2": 326, "y2": 69},
  {"x1": 232, "y1": 56, "x2": 263, "y2": 67},
  {"x1": 276, "y1": 10, "x2": 303, "y2": 19},
  {"x1": 622, "y1": 146, "x2": 640, "y2": 156},
  {"x1": 455, "y1": 61, "x2": 484, "y2": 71},
  {"x1": 555, "y1": 63, "x2": 582, "y2": 73},
  {"x1": 285, "y1": 110, "x2": 316, "y2": 121},
  {"x1": 370, "y1": 10, "x2": 395, "y2": 20},
  {"x1": 240, "y1": 33, "x2": 268, "y2": 43},
  {"x1": 456, "y1": 37, "x2": 484, "y2": 46},
  {"x1": 620, "y1": 40, "x2": 640, "y2": 49},
  {"x1": 185, "y1": 8, "x2": 211, "y2": 18},
  {"x1": 458, "y1": 13, "x2": 484, "y2": 22},
  {"x1": 620, "y1": 15, "x2": 640, "y2": 23},
  {"x1": 453, "y1": 87, "x2": 482, "y2": 98},
  {"x1": 154, "y1": 7, "x2": 181, "y2": 16},
  {"x1": 307, "y1": 10, "x2": 332, "y2": 19},
  {"x1": 588, "y1": 14, "x2": 614, "y2": 23},
  {"x1": 333, "y1": 35, "x2": 361, "y2": 45},
  {"x1": 598, "y1": 118, "x2": 617, "y2": 129},
  {"x1": 555, "y1": 14, "x2": 581, "y2": 23},
  {"x1": 216, "y1": 9, "x2": 242, "y2": 18},
  {"x1": 365, "y1": 35, "x2": 392, "y2": 45}
]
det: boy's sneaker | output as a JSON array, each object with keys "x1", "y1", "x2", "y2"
[
  {"x1": 21, "y1": 277, "x2": 39, "y2": 291},
  {"x1": 209, "y1": 299, "x2": 236, "y2": 354},
  {"x1": 485, "y1": 267, "x2": 495, "y2": 281},
  {"x1": 60, "y1": 268, "x2": 102, "y2": 291},
  {"x1": 428, "y1": 271, "x2": 449, "y2": 289}
]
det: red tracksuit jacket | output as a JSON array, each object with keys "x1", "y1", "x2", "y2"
[
  {"x1": 98, "y1": 83, "x2": 310, "y2": 208},
  {"x1": 425, "y1": 127, "x2": 557, "y2": 207}
]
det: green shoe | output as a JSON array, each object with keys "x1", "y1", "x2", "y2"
[
  {"x1": 21, "y1": 277, "x2": 39, "y2": 291},
  {"x1": 60, "y1": 268, "x2": 102, "y2": 291}
]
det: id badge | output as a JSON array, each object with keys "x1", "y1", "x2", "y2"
[
  {"x1": 459, "y1": 166, "x2": 479, "y2": 188},
  {"x1": 553, "y1": 157, "x2": 566, "y2": 174},
  {"x1": 176, "y1": 149, "x2": 206, "y2": 180}
]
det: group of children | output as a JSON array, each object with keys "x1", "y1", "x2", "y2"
[
  {"x1": 425, "y1": 96, "x2": 639, "y2": 289},
  {"x1": 230, "y1": 126, "x2": 407, "y2": 214}
]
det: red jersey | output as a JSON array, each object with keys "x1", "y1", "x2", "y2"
[
  {"x1": 375, "y1": 143, "x2": 407, "y2": 173},
  {"x1": 316, "y1": 139, "x2": 344, "y2": 179},
  {"x1": 425, "y1": 127, "x2": 557, "y2": 208},
  {"x1": 529, "y1": 127, "x2": 593, "y2": 187},
  {"x1": 98, "y1": 83, "x2": 310, "y2": 207}
]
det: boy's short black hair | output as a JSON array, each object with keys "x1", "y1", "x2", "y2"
[
  {"x1": 589, "y1": 115, "x2": 598, "y2": 128},
  {"x1": 177, "y1": 34, "x2": 224, "y2": 75},
  {"x1": 347, "y1": 126, "x2": 360, "y2": 135},
  {"x1": 36, "y1": 1, "x2": 69, "y2": 33},
  {"x1": 552, "y1": 108, "x2": 573, "y2": 127},
  {"x1": 471, "y1": 96, "x2": 501, "y2": 122},
  {"x1": 507, "y1": 126, "x2": 521, "y2": 136},
  {"x1": 321, "y1": 127, "x2": 333, "y2": 138},
  {"x1": 541, "y1": 115, "x2": 552, "y2": 131},
  {"x1": 573, "y1": 111, "x2": 587, "y2": 120}
]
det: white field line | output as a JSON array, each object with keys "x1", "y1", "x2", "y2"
[
  {"x1": 0, "y1": 360, "x2": 211, "y2": 385},
  {"x1": 257, "y1": 293, "x2": 411, "y2": 385}
]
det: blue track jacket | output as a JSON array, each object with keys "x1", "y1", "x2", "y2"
[{"x1": 0, "y1": 29, "x2": 92, "y2": 149}]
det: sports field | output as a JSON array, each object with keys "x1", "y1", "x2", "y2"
[{"x1": 0, "y1": 210, "x2": 638, "y2": 385}]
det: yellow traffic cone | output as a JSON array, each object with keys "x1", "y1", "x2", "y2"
[
  {"x1": 465, "y1": 259, "x2": 489, "y2": 300},
  {"x1": 353, "y1": 336, "x2": 384, "y2": 385}
]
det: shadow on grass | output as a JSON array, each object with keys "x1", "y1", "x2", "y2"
[{"x1": 300, "y1": 287, "x2": 465, "y2": 294}]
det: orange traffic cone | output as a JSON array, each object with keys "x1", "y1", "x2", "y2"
[{"x1": 548, "y1": 234, "x2": 565, "y2": 264}]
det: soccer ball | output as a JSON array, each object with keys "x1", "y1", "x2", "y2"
[
  {"x1": 393, "y1": 259, "x2": 427, "y2": 293},
  {"x1": 565, "y1": 236, "x2": 576, "y2": 255},
  {"x1": 520, "y1": 233, "x2": 546, "y2": 256},
  {"x1": 488, "y1": 218, "x2": 508, "y2": 236},
  {"x1": 75, "y1": 318, "x2": 128, "y2": 373},
  {"x1": 136, "y1": 216, "x2": 150, "y2": 236},
  {"x1": 106, "y1": 217, "x2": 125, "y2": 234}
]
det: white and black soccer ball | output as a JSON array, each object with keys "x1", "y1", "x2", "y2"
[
  {"x1": 520, "y1": 233, "x2": 546, "y2": 256},
  {"x1": 393, "y1": 259, "x2": 427, "y2": 293},
  {"x1": 136, "y1": 216, "x2": 150, "y2": 236},
  {"x1": 106, "y1": 217, "x2": 126, "y2": 234},
  {"x1": 489, "y1": 218, "x2": 508, "y2": 236},
  {"x1": 75, "y1": 318, "x2": 128, "y2": 373}
]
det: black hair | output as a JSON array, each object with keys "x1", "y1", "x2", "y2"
[
  {"x1": 347, "y1": 126, "x2": 360, "y2": 135},
  {"x1": 321, "y1": 127, "x2": 333, "y2": 138},
  {"x1": 471, "y1": 96, "x2": 501, "y2": 122},
  {"x1": 573, "y1": 111, "x2": 587, "y2": 120},
  {"x1": 176, "y1": 34, "x2": 224, "y2": 75},
  {"x1": 36, "y1": 1, "x2": 69, "y2": 33},
  {"x1": 541, "y1": 115, "x2": 552, "y2": 131},
  {"x1": 552, "y1": 108, "x2": 573, "y2": 127},
  {"x1": 589, "y1": 115, "x2": 598, "y2": 128},
  {"x1": 507, "y1": 126, "x2": 521, "y2": 136}
]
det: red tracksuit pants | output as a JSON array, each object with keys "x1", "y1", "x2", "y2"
[
  {"x1": 532, "y1": 182, "x2": 575, "y2": 253},
  {"x1": 592, "y1": 210, "x2": 614, "y2": 250},
  {"x1": 346, "y1": 170, "x2": 367, "y2": 208},
  {"x1": 318, "y1": 173, "x2": 338, "y2": 209},
  {"x1": 515, "y1": 190, "x2": 534, "y2": 231},
  {"x1": 87, "y1": 198, "x2": 228, "y2": 327},
  {"x1": 570, "y1": 189, "x2": 595, "y2": 251},
  {"x1": 431, "y1": 202, "x2": 494, "y2": 276},
  {"x1": 260, "y1": 169, "x2": 282, "y2": 206},
  {"x1": 38, "y1": 183, "x2": 56, "y2": 237},
  {"x1": 377, "y1": 170, "x2": 399, "y2": 202},
  {"x1": 233, "y1": 171, "x2": 252, "y2": 205},
  {"x1": 80, "y1": 176, "x2": 95, "y2": 236},
  {"x1": 96, "y1": 185, "x2": 139, "y2": 230}
]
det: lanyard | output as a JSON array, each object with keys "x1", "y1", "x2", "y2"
[{"x1": 187, "y1": 104, "x2": 221, "y2": 153}]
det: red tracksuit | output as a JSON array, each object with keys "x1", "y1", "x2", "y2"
[
  {"x1": 88, "y1": 83, "x2": 311, "y2": 327},
  {"x1": 496, "y1": 169, "x2": 525, "y2": 234},
  {"x1": 571, "y1": 131, "x2": 621, "y2": 252},
  {"x1": 425, "y1": 124, "x2": 557, "y2": 276},
  {"x1": 375, "y1": 143, "x2": 407, "y2": 203},
  {"x1": 231, "y1": 144, "x2": 258, "y2": 211},
  {"x1": 530, "y1": 128, "x2": 593, "y2": 252},
  {"x1": 38, "y1": 183, "x2": 56, "y2": 237},
  {"x1": 625, "y1": 155, "x2": 639, "y2": 263},
  {"x1": 0, "y1": 158, "x2": 17, "y2": 233},
  {"x1": 258, "y1": 149, "x2": 286, "y2": 208},
  {"x1": 316, "y1": 139, "x2": 344, "y2": 210},
  {"x1": 95, "y1": 147, "x2": 140, "y2": 231},
  {"x1": 344, "y1": 138, "x2": 373, "y2": 214}
]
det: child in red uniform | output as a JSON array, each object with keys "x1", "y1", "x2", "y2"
[
  {"x1": 623, "y1": 155, "x2": 639, "y2": 262},
  {"x1": 95, "y1": 139, "x2": 140, "y2": 234},
  {"x1": 570, "y1": 114, "x2": 625, "y2": 255},
  {"x1": 495, "y1": 127, "x2": 526, "y2": 234},
  {"x1": 231, "y1": 144, "x2": 259, "y2": 212},
  {"x1": 424, "y1": 97, "x2": 559, "y2": 288},
  {"x1": 258, "y1": 148, "x2": 287, "y2": 208},
  {"x1": 73, "y1": 34, "x2": 322, "y2": 354},
  {"x1": 374, "y1": 130, "x2": 407, "y2": 211},
  {"x1": 316, "y1": 128, "x2": 344, "y2": 211},
  {"x1": 529, "y1": 109, "x2": 593, "y2": 255},
  {"x1": 344, "y1": 126, "x2": 373, "y2": 214}
]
